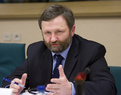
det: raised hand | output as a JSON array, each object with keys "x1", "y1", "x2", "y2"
[
  {"x1": 10, "y1": 73, "x2": 27, "y2": 95},
  {"x1": 46, "y1": 65, "x2": 72, "y2": 95}
]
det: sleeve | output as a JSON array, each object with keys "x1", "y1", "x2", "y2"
[{"x1": 84, "y1": 45, "x2": 117, "y2": 95}]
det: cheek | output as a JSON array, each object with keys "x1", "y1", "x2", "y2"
[
  {"x1": 60, "y1": 32, "x2": 70, "y2": 40},
  {"x1": 43, "y1": 35, "x2": 49, "y2": 42}
]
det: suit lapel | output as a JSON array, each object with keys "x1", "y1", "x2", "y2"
[
  {"x1": 42, "y1": 49, "x2": 53, "y2": 84},
  {"x1": 64, "y1": 36, "x2": 79, "y2": 79}
]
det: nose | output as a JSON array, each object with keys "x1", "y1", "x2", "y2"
[{"x1": 51, "y1": 34, "x2": 57, "y2": 42}]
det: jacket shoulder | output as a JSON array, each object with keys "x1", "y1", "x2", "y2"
[
  {"x1": 27, "y1": 41, "x2": 47, "y2": 56},
  {"x1": 73, "y1": 34, "x2": 106, "y2": 57},
  {"x1": 74, "y1": 34, "x2": 106, "y2": 50}
]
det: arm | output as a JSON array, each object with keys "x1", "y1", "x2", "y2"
[{"x1": 84, "y1": 45, "x2": 117, "y2": 95}]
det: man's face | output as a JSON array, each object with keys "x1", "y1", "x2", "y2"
[{"x1": 41, "y1": 15, "x2": 75, "y2": 53}]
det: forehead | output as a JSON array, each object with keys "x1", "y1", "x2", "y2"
[{"x1": 41, "y1": 16, "x2": 68, "y2": 30}]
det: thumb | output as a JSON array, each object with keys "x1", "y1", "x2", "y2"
[
  {"x1": 59, "y1": 65, "x2": 65, "y2": 78},
  {"x1": 21, "y1": 73, "x2": 27, "y2": 85}
]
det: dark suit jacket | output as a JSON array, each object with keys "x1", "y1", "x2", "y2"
[{"x1": 2, "y1": 34, "x2": 117, "y2": 95}]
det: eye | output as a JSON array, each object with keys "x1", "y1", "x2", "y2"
[
  {"x1": 58, "y1": 31, "x2": 62, "y2": 33},
  {"x1": 45, "y1": 31, "x2": 51, "y2": 34}
]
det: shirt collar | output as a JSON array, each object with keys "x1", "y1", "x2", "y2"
[{"x1": 52, "y1": 39, "x2": 72, "y2": 59}]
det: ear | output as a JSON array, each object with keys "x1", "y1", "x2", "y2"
[{"x1": 71, "y1": 25, "x2": 75, "y2": 37}]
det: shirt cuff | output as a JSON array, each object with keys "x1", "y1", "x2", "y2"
[{"x1": 70, "y1": 82, "x2": 76, "y2": 95}]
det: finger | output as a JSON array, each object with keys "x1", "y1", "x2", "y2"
[
  {"x1": 21, "y1": 73, "x2": 27, "y2": 85},
  {"x1": 51, "y1": 78, "x2": 62, "y2": 84},
  {"x1": 47, "y1": 93, "x2": 54, "y2": 95},
  {"x1": 12, "y1": 78, "x2": 21, "y2": 83},
  {"x1": 12, "y1": 88, "x2": 19, "y2": 93},
  {"x1": 10, "y1": 83, "x2": 20, "y2": 89},
  {"x1": 46, "y1": 84, "x2": 60, "y2": 93},
  {"x1": 46, "y1": 83, "x2": 60, "y2": 89},
  {"x1": 58, "y1": 65, "x2": 65, "y2": 78},
  {"x1": 10, "y1": 78, "x2": 21, "y2": 88},
  {"x1": 47, "y1": 93, "x2": 58, "y2": 95}
]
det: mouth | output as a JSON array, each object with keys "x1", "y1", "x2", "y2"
[{"x1": 51, "y1": 43, "x2": 59, "y2": 47}]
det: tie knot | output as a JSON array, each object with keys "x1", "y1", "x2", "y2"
[{"x1": 55, "y1": 54, "x2": 63, "y2": 63}]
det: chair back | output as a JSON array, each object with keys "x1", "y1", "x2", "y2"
[
  {"x1": 109, "y1": 66, "x2": 121, "y2": 95},
  {"x1": 0, "y1": 43, "x2": 25, "y2": 86}
]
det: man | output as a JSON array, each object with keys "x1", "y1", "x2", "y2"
[{"x1": 2, "y1": 4, "x2": 117, "y2": 95}]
